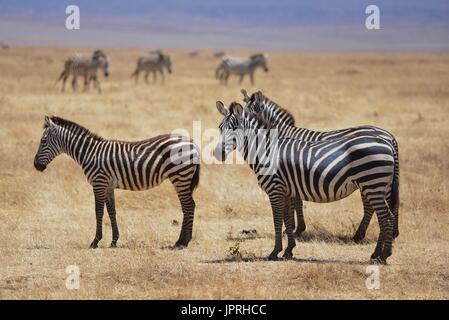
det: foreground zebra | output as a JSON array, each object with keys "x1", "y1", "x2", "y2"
[
  {"x1": 131, "y1": 51, "x2": 172, "y2": 84},
  {"x1": 215, "y1": 54, "x2": 268, "y2": 85},
  {"x1": 56, "y1": 50, "x2": 109, "y2": 93},
  {"x1": 214, "y1": 102, "x2": 397, "y2": 264},
  {"x1": 241, "y1": 89, "x2": 400, "y2": 242},
  {"x1": 34, "y1": 116, "x2": 200, "y2": 248}
]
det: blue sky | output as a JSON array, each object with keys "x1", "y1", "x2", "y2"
[{"x1": 0, "y1": 1, "x2": 448, "y2": 50}]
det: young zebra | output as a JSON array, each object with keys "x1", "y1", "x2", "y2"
[
  {"x1": 214, "y1": 102, "x2": 397, "y2": 264},
  {"x1": 241, "y1": 89, "x2": 400, "y2": 242},
  {"x1": 215, "y1": 54, "x2": 268, "y2": 85},
  {"x1": 34, "y1": 116, "x2": 200, "y2": 248},
  {"x1": 56, "y1": 50, "x2": 110, "y2": 93},
  {"x1": 131, "y1": 52, "x2": 172, "y2": 84}
]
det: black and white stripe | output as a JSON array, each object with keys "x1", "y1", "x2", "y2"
[
  {"x1": 215, "y1": 54, "x2": 268, "y2": 85},
  {"x1": 242, "y1": 90, "x2": 400, "y2": 242},
  {"x1": 214, "y1": 102, "x2": 397, "y2": 264},
  {"x1": 131, "y1": 51, "x2": 172, "y2": 84},
  {"x1": 56, "y1": 50, "x2": 110, "y2": 93},
  {"x1": 34, "y1": 116, "x2": 200, "y2": 248}
]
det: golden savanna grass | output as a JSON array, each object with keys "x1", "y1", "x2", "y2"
[{"x1": 0, "y1": 47, "x2": 448, "y2": 299}]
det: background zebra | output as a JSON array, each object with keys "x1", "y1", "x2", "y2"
[
  {"x1": 131, "y1": 51, "x2": 172, "y2": 84},
  {"x1": 214, "y1": 101, "x2": 397, "y2": 264},
  {"x1": 34, "y1": 116, "x2": 200, "y2": 248},
  {"x1": 56, "y1": 50, "x2": 109, "y2": 93},
  {"x1": 215, "y1": 54, "x2": 268, "y2": 85},
  {"x1": 241, "y1": 89, "x2": 400, "y2": 243}
]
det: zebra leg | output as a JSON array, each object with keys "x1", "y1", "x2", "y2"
[
  {"x1": 153, "y1": 71, "x2": 157, "y2": 83},
  {"x1": 61, "y1": 74, "x2": 69, "y2": 92},
  {"x1": 224, "y1": 72, "x2": 230, "y2": 85},
  {"x1": 144, "y1": 71, "x2": 149, "y2": 84},
  {"x1": 368, "y1": 199, "x2": 394, "y2": 264},
  {"x1": 173, "y1": 184, "x2": 196, "y2": 248},
  {"x1": 250, "y1": 72, "x2": 255, "y2": 86},
  {"x1": 106, "y1": 189, "x2": 120, "y2": 248},
  {"x1": 293, "y1": 197, "x2": 306, "y2": 237},
  {"x1": 238, "y1": 74, "x2": 244, "y2": 84},
  {"x1": 95, "y1": 77, "x2": 102, "y2": 93},
  {"x1": 282, "y1": 197, "x2": 296, "y2": 259},
  {"x1": 83, "y1": 74, "x2": 89, "y2": 92},
  {"x1": 90, "y1": 188, "x2": 106, "y2": 248},
  {"x1": 267, "y1": 193, "x2": 286, "y2": 261},
  {"x1": 134, "y1": 69, "x2": 140, "y2": 83},
  {"x1": 71, "y1": 76, "x2": 78, "y2": 91},
  {"x1": 353, "y1": 197, "x2": 374, "y2": 243}
]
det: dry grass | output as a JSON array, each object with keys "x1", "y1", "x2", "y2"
[{"x1": 0, "y1": 47, "x2": 448, "y2": 299}]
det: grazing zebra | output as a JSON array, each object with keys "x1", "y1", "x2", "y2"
[
  {"x1": 131, "y1": 52, "x2": 172, "y2": 84},
  {"x1": 214, "y1": 102, "x2": 397, "y2": 264},
  {"x1": 241, "y1": 89, "x2": 400, "y2": 243},
  {"x1": 56, "y1": 50, "x2": 109, "y2": 93},
  {"x1": 215, "y1": 54, "x2": 268, "y2": 85},
  {"x1": 34, "y1": 116, "x2": 200, "y2": 248}
]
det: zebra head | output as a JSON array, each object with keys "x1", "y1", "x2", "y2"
[
  {"x1": 250, "y1": 54, "x2": 268, "y2": 72},
  {"x1": 214, "y1": 101, "x2": 244, "y2": 162},
  {"x1": 93, "y1": 50, "x2": 109, "y2": 77},
  {"x1": 163, "y1": 55, "x2": 172, "y2": 74},
  {"x1": 34, "y1": 116, "x2": 62, "y2": 172}
]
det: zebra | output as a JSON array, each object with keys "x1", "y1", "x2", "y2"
[
  {"x1": 131, "y1": 52, "x2": 172, "y2": 84},
  {"x1": 215, "y1": 54, "x2": 268, "y2": 85},
  {"x1": 33, "y1": 116, "x2": 200, "y2": 248},
  {"x1": 241, "y1": 89, "x2": 400, "y2": 243},
  {"x1": 214, "y1": 101, "x2": 397, "y2": 264},
  {"x1": 56, "y1": 50, "x2": 109, "y2": 93}
]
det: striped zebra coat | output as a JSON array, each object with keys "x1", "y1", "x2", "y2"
[
  {"x1": 241, "y1": 89, "x2": 400, "y2": 243},
  {"x1": 214, "y1": 102, "x2": 397, "y2": 264},
  {"x1": 56, "y1": 50, "x2": 110, "y2": 93},
  {"x1": 215, "y1": 54, "x2": 268, "y2": 85},
  {"x1": 34, "y1": 116, "x2": 200, "y2": 248},
  {"x1": 131, "y1": 52, "x2": 172, "y2": 84}
]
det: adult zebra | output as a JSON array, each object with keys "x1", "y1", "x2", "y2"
[
  {"x1": 215, "y1": 54, "x2": 268, "y2": 85},
  {"x1": 241, "y1": 89, "x2": 400, "y2": 243},
  {"x1": 214, "y1": 101, "x2": 397, "y2": 264},
  {"x1": 56, "y1": 50, "x2": 109, "y2": 93},
  {"x1": 131, "y1": 51, "x2": 172, "y2": 84},
  {"x1": 34, "y1": 116, "x2": 200, "y2": 248}
]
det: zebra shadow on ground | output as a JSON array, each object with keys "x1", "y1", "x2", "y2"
[{"x1": 201, "y1": 256, "x2": 369, "y2": 266}]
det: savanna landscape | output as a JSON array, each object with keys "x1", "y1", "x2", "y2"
[{"x1": 0, "y1": 47, "x2": 448, "y2": 299}]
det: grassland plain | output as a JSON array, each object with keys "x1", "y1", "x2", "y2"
[{"x1": 0, "y1": 47, "x2": 448, "y2": 299}]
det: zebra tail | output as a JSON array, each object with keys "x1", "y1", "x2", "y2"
[
  {"x1": 55, "y1": 70, "x2": 66, "y2": 84},
  {"x1": 389, "y1": 138, "x2": 400, "y2": 219},
  {"x1": 190, "y1": 164, "x2": 200, "y2": 192},
  {"x1": 215, "y1": 63, "x2": 223, "y2": 79}
]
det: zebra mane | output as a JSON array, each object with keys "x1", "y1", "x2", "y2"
[
  {"x1": 249, "y1": 91, "x2": 296, "y2": 126},
  {"x1": 228, "y1": 102, "x2": 275, "y2": 130},
  {"x1": 48, "y1": 116, "x2": 104, "y2": 141},
  {"x1": 250, "y1": 53, "x2": 265, "y2": 60}
]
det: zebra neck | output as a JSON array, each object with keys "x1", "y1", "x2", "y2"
[
  {"x1": 240, "y1": 128, "x2": 275, "y2": 174},
  {"x1": 61, "y1": 130, "x2": 103, "y2": 168}
]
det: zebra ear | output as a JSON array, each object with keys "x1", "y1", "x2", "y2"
[
  {"x1": 254, "y1": 91, "x2": 264, "y2": 104},
  {"x1": 230, "y1": 102, "x2": 243, "y2": 118},
  {"x1": 44, "y1": 116, "x2": 55, "y2": 129},
  {"x1": 240, "y1": 89, "x2": 250, "y2": 103},
  {"x1": 216, "y1": 101, "x2": 229, "y2": 116}
]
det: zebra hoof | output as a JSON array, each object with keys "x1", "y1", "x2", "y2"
[
  {"x1": 267, "y1": 255, "x2": 279, "y2": 261},
  {"x1": 109, "y1": 242, "x2": 117, "y2": 248},
  {"x1": 369, "y1": 257, "x2": 387, "y2": 265},
  {"x1": 282, "y1": 252, "x2": 293, "y2": 260},
  {"x1": 174, "y1": 242, "x2": 188, "y2": 249},
  {"x1": 353, "y1": 235, "x2": 365, "y2": 244},
  {"x1": 89, "y1": 242, "x2": 98, "y2": 249}
]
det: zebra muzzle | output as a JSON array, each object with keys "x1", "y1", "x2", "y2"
[{"x1": 34, "y1": 156, "x2": 46, "y2": 172}]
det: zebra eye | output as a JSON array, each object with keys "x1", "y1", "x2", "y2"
[{"x1": 41, "y1": 137, "x2": 47, "y2": 143}]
